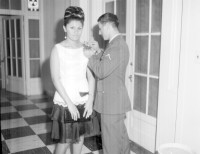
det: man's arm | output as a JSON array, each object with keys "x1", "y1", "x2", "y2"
[{"x1": 88, "y1": 43, "x2": 127, "y2": 79}]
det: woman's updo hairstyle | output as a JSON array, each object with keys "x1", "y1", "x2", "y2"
[
  {"x1": 97, "y1": 13, "x2": 119, "y2": 28},
  {"x1": 64, "y1": 6, "x2": 85, "y2": 26}
]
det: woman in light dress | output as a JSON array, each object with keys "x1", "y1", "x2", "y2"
[{"x1": 50, "y1": 6, "x2": 99, "y2": 154}]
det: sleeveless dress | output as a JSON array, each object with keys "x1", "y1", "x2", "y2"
[
  {"x1": 51, "y1": 44, "x2": 100, "y2": 143},
  {"x1": 53, "y1": 44, "x2": 89, "y2": 106}
]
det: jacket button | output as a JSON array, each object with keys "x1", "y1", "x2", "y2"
[{"x1": 102, "y1": 91, "x2": 104, "y2": 93}]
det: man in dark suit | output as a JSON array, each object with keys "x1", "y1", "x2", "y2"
[{"x1": 85, "y1": 13, "x2": 131, "y2": 154}]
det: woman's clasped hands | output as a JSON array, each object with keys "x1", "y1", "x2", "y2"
[
  {"x1": 83, "y1": 100, "x2": 93, "y2": 119},
  {"x1": 67, "y1": 100, "x2": 93, "y2": 121},
  {"x1": 67, "y1": 102, "x2": 80, "y2": 121}
]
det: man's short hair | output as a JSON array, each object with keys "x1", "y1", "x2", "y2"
[{"x1": 97, "y1": 13, "x2": 119, "y2": 28}]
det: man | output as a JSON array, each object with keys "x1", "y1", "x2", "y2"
[{"x1": 86, "y1": 13, "x2": 131, "y2": 154}]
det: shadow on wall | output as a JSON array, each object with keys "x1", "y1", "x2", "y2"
[
  {"x1": 54, "y1": 19, "x2": 64, "y2": 43},
  {"x1": 41, "y1": 19, "x2": 64, "y2": 97},
  {"x1": 92, "y1": 24, "x2": 108, "y2": 49},
  {"x1": 41, "y1": 58, "x2": 55, "y2": 97}
]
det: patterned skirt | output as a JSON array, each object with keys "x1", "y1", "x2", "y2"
[{"x1": 50, "y1": 104, "x2": 100, "y2": 143}]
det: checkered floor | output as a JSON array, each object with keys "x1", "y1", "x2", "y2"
[{"x1": 1, "y1": 90, "x2": 103, "y2": 154}]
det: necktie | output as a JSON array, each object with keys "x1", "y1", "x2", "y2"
[{"x1": 100, "y1": 41, "x2": 109, "y2": 61}]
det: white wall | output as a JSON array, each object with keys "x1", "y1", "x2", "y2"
[
  {"x1": 156, "y1": 0, "x2": 183, "y2": 148},
  {"x1": 156, "y1": 1, "x2": 200, "y2": 153},
  {"x1": 176, "y1": 0, "x2": 200, "y2": 153}
]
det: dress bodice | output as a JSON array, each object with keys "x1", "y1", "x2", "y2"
[{"x1": 53, "y1": 44, "x2": 89, "y2": 107}]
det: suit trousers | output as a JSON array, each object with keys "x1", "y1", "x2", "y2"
[{"x1": 100, "y1": 113, "x2": 130, "y2": 154}]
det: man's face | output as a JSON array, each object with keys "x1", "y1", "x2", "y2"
[{"x1": 98, "y1": 22, "x2": 109, "y2": 40}]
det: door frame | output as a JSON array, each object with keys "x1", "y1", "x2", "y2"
[
  {"x1": 124, "y1": 0, "x2": 183, "y2": 151},
  {"x1": 0, "y1": 0, "x2": 45, "y2": 96},
  {"x1": 0, "y1": 16, "x2": 6, "y2": 89},
  {"x1": 125, "y1": 0, "x2": 162, "y2": 152},
  {"x1": 156, "y1": 0, "x2": 183, "y2": 150},
  {"x1": 2, "y1": 15, "x2": 27, "y2": 95}
]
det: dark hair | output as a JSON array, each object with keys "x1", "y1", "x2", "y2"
[
  {"x1": 97, "y1": 13, "x2": 119, "y2": 28},
  {"x1": 64, "y1": 6, "x2": 85, "y2": 26}
]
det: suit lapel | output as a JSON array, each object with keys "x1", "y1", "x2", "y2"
[
  {"x1": 103, "y1": 35, "x2": 121, "y2": 54},
  {"x1": 100, "y1": 35, "x2": 122, "y2": 61}
]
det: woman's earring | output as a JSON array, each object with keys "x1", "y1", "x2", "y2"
[{"x1": 64, "y1": 32, "x2": 67, "y2": 39}]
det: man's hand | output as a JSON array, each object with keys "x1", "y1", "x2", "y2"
[
  {"x1": 88, "y1": 40, "x2": 100, "y2": 52},
  {"x1": 83, "y1": 48, "x2": 96, "y2": 58}
]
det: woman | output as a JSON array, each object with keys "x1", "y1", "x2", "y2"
[{"x1": 50, "y1": 6, "x2": 97, "y2": 154}]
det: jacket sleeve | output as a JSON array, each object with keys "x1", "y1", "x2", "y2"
[{"x1": 88, "y1": 42, "x2": 128, "y2": 79}]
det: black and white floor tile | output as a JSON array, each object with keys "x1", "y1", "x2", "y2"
[
  {"x1": 1, "y1": 91, "x2": 104, "y2": 154},
  {"x1": 1, "y1": 90, "x2": 150, "y2": 154}
]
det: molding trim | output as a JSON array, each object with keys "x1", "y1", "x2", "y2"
[{"x1": 156, "y1": 0, "x2": 183, "y2": 150}]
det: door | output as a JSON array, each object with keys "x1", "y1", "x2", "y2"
[
  {"x1": 103, "y1": 0, "x2": 162, "y2": 152},
  {"x1": 0, "y1": 16, "x2": 6, "y2": 89},
  {"x1": 126, "y1": 0, "x2": 163, "y2": 152},
  {"x1": 2, "y1": 16, "x2": 26, "y2": 94}
]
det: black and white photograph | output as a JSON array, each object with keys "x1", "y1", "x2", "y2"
[{"x1": 0, "y1": 0, "x2": 199, "y2": 154}]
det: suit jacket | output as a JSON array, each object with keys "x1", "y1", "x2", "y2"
[{"x1": 88, "y1": 35, "x2": 131, "y2": 114}]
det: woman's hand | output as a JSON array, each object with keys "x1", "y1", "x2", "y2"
[
  {"x1": 83, "y1": 101, "x2": 93, "y2": 119},
  {"x1": 67, "y1": 103, "x2": 80, "y2": 121}
]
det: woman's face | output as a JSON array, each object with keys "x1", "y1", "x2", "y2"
[{"x1": 63, "y1": 20, "x2": 83, "y2": 41}]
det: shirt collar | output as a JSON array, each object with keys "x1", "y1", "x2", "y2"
[{"x1": 109, "y1": 33, "x2": 121, "y2": 43}]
